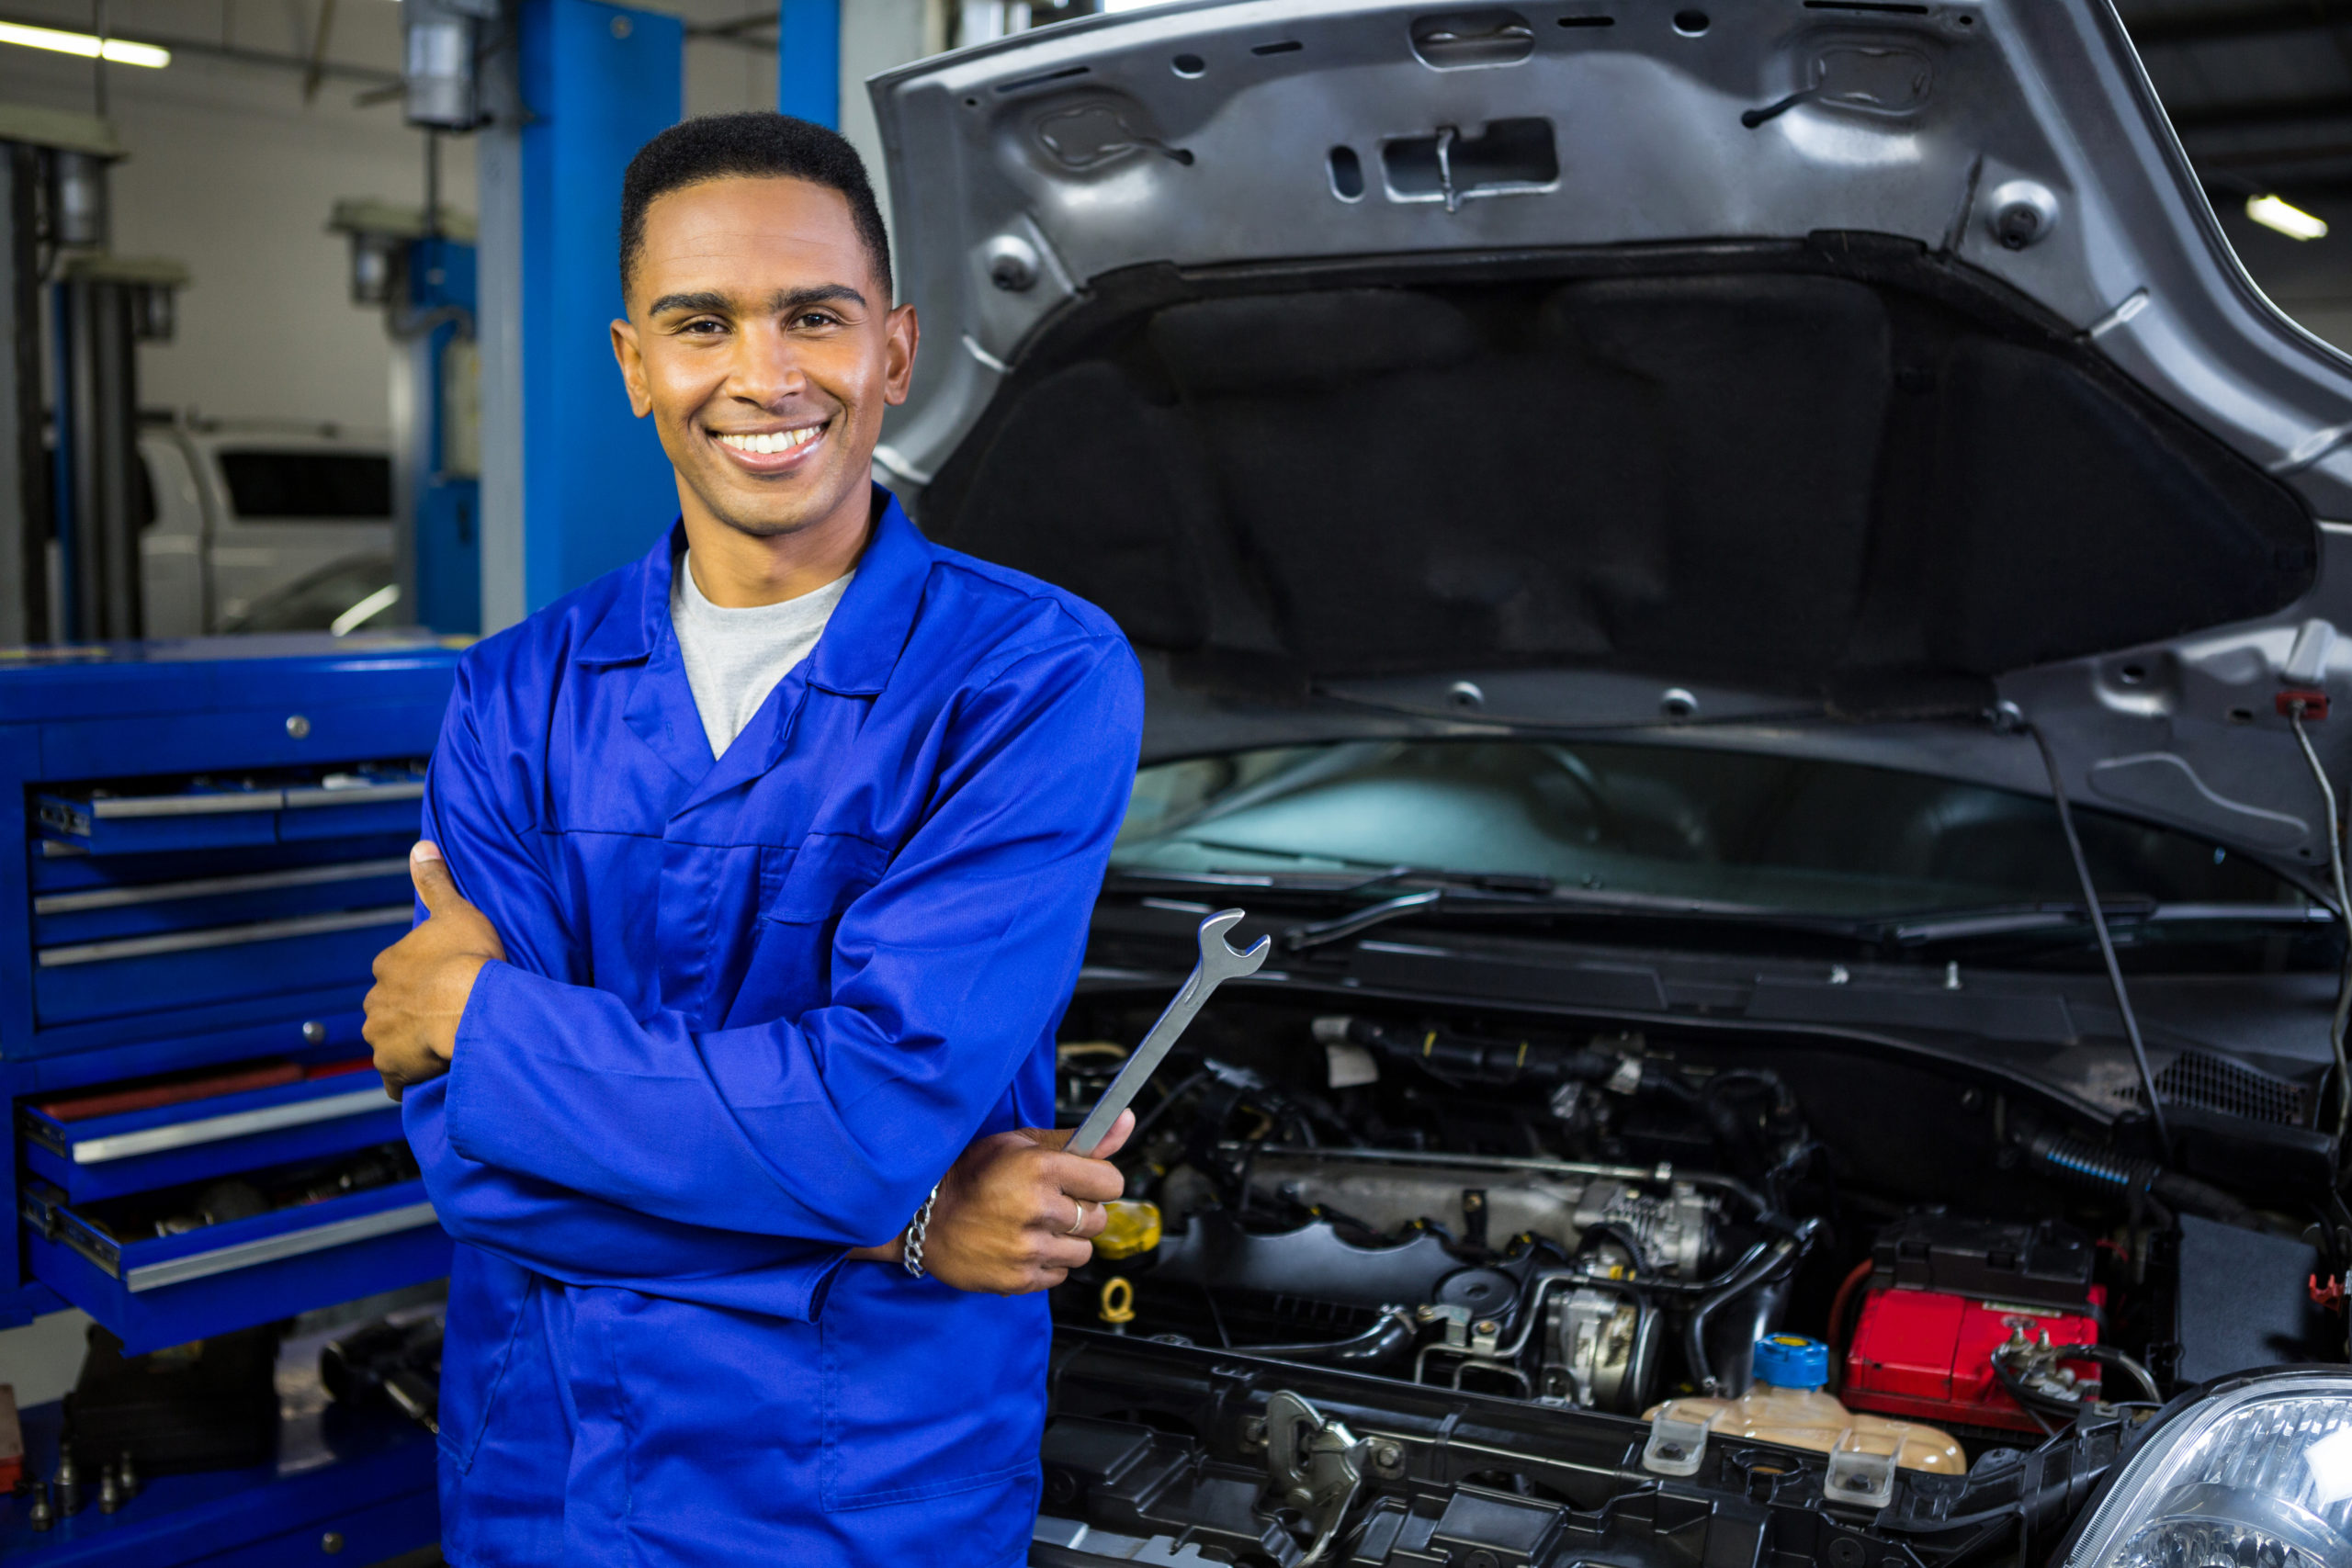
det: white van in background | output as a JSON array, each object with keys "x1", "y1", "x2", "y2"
[{"x1": 132, "y1": 414, "x2": 396, "y2": 636}]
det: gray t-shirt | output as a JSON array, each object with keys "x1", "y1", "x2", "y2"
[{"x1": 670, "y1": 550, "x2": 854, "y2": 758}]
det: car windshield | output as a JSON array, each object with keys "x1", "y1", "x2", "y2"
[
  {"x1": 217, "y1": 449, "x2": 391, "y2": 520},
  {"x1": 1112, "y1": 739, "x2": 2308, "y2": 920}
]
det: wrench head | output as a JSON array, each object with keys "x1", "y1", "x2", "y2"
[{"x1": 1199, "y1": 908, "x2": 1272, "y2": 980}]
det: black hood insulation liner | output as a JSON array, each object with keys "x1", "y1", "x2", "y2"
[{"x1": 921, "y1": 239, "x2": 2316, "y2": 715}]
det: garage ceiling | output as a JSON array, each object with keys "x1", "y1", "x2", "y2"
[{"x1": 2120, "y1": 0, "x2": 2352, "y2": 197}]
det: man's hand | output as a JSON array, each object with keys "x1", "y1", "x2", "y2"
[
  {"x1": 364, "y1": 841, "x2": 506, "y2": 1101},
  {"x1": 849, "y1": 1111, "x2": 1136, "y2": 1293}
]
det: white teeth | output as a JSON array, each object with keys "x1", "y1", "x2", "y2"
[{"x1": 719, "y1": 426, "x2": 821, "y2": 456}]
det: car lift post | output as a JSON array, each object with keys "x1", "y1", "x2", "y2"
[
  {"x1": 778, "y1": 0, "x2": 843, "y2": 128},
  {"x1": 469, "y1": 0, "x2": 683, "y2": 634},
  {"x1": 0, "y1": 107, "x2": 147, "y2": 647},
  {"x1": 331, "y1": 197, "x2": 482, "y2": 635}
]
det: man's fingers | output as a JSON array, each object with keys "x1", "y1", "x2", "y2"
[
  {"x1": 1021, "y1": 1106, "x2": 1135, "y2": 1160},
  {"x1": 409, "y1": 840, "x2": 457, "y2": 914},
  {"x1": 1035, "y1": 1236, "x2": 1092, "y2": 1274},
  {"x1": 1046, "y1": 1153, "x2": 1126, "y2": 1206},
  {"x1": 409, "y1": 840, "x2": 470, "y2": 919},
  {"x1": 1080, "y1": 1109, "x2": 1135, "y2": 1161}
]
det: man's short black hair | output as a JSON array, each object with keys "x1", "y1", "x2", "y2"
[{"x1": 619, "y1": 112, "x2": 892, "y2": 301}]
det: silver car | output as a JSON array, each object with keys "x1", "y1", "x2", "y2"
[
  {"x1": 872, "y1": 5, "x2": 2352, "y2": 1565},
  {"x1": 134, "y1": 416, "x2": 395, "y2": 636}
]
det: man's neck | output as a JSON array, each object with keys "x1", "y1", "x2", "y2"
[{"x1": 679, "y1": 491, "x2": 873, "y2": 608}]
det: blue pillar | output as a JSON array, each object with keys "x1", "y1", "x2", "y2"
[
  {"x1": 478, "y1": 0, "x2": 682, "y2": 630},
  {"x1": 778, "y1": 0, "x2": 842, "y2": 128},
  {"x1": 406, "y1": 233, "x2": 480, "y2": 634}
]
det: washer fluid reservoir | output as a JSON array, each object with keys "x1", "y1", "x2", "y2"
[{"x1": 1645, "y1": 1335, "x2": 1967, "y2": 1475}]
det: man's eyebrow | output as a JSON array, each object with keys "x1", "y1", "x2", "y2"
[
  {"x1": 644, "y1": 289, "x2": 736, "y2": 317},
  {"x1": 773, "y1": 285, "x2": 867, "y2": 314}
]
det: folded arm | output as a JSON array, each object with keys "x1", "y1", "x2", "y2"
[{"x1": 374, "y1": 635, "x2": 1144, "y2": 1286}]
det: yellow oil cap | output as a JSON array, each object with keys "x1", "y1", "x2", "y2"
[{"x1": 1094, "y1": 1200, "x2": 1163, "y2": 1261}]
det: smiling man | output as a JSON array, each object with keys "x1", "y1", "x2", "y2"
[{"x1": 358, "y1": 114, "x2": 1145, "y2": 1566}]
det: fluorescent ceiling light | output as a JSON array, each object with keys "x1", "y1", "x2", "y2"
[
  {"x1": 0, "y1": 20, "x2": 168, "y2": 68},
  {"x1": 2247, "y1": 193, "x2": 2328, "y2": 241}
]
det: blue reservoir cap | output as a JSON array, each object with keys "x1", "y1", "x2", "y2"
[{"x1": 1753, "y1": 1334, "x2": 1830, "y2": 1389}]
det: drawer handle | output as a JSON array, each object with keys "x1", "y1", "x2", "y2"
[
  {"x1": 70, "y1": 1087, "x2": 391, "y2": 1165},
  {"x1": 281, "y1": 782, "x2": 426, "y2": 809},
  {"x1": 35, "y1": 856, "x2": 410, "y2": 916},
  {"x1": 86, "y1": 791, "x2": 288, "y2": 820},
  {"x1": 38, "y1": 906, "x2": 412, "y2": 967},
  {"x1": 126, "y1": 1201, "x2": 439, "y2": 1292}
]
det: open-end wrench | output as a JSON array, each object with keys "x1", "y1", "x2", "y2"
[{"x1": 1069, "y1": 908, "x2": 1269, "y2": 1157}]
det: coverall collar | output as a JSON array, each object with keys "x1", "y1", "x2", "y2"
[
  {"x1": 574, "y1": 487, "x2": 930, "y2": 699},
  {"x1": 571, "y1": 488, "x2": 931, "y2": 793}
]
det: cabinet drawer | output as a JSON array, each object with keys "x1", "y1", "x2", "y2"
[
  {"x1": 35, "y1": 765, "x2": 426, "y2": 856},
  {"x1": 21, "y1": 1066, "x2": 397, "y2": 1202},
  {"x1": 32, "y1": 852, "x2": 412, "y2": 946},
  {"x1": 21, "y1": 1172, "x2": 449, "y2": 1354},
  {"x1": 32, "y1": 907, "x2": 411, "y2": 1024}
]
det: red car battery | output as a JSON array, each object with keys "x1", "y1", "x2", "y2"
[{"x1": 1840, "y1": 1213, "x2": 2104, "y2": 1434}]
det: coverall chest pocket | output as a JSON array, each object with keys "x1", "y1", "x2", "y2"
[
  {"x1": 756, "y1": 834, "x2": 888, "y2": 924},
  {"x1": 818, "y1": 1267, "x2": 1050, "y2": 1511},
  {"x1": 731, "y1": 836, "x2": 890, "y2": 1025}
]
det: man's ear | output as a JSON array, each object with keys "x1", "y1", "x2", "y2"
[
  {"x1": 883, "y1": 303, "x2": 920, "y2": 407},
  {"x1": 611, "y1": 318, "x2": 652, "y2": 418}
]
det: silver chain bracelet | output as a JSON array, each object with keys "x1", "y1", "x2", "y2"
[{"x1": 901, "y1": 1181, "x2": 943, "y2": 1280}]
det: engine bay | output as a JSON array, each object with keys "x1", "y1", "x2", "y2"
[{"x1": 1041, "y1": 992, "x2": 2344, "y2": 1565}]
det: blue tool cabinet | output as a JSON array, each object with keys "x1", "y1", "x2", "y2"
[{"x1": 2, "y1": 634, "x2": 463, "y2": 1565}]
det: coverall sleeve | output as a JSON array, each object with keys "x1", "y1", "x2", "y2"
[
  {"x1": 439, "y1": 634, "x2": 1144, "y2": 1248},
  {"x1": 402, "y1": 670, "x2": 849, "y2": 1311}
]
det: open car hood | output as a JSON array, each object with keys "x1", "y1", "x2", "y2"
[{"x1": 870, "y1": 0, "x2": 2352, "y2": 880}]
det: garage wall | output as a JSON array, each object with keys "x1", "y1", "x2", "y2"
[{"x1": 840, "y1": 0, "x2": 944, "y2": 277}]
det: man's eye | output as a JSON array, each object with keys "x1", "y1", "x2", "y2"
[
  {"x1": 679, "y1": 318, "x2": 728, "y2": 335},
  {"x1": 793, "y1": 311, "x2": 842, "y2": 330}
]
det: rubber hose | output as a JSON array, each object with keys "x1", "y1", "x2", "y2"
[
  {"x1": 2083, "y1": 1343, "x2": 2163, "y2": 1403},
  {"x1": 2021, "y1": 1123, "x2": 2270, "y2": 1234},
  {"x1": 1239, "y1": 1307, "x2": 1419, "y2": 1369},
  {"x1": 1685, "y1": 1218, "x2": 1820, "y2": 1395}
]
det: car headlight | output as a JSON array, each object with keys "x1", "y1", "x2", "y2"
[{"x1": 2067, "y1": 1374, "x2": 2352, "y2": 1568}]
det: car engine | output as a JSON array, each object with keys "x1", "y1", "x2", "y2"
[{"x1": 1041, "y1": 994, "x2": 2342, "y2": 1567}]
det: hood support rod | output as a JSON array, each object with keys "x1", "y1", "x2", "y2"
[
  {"x1": 2287, "y1": 702, "x2": 2352, "y2": 1141},
  {"x1": 2029, "y1": 723, "x2": 2173, "y2": 1156}
]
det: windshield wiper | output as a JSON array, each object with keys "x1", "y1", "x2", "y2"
[
  {"x1": 1871, "y1": 901, "x2": 2330, "y2": 946},
  {"x1": 1108, "y1": 867, "x2": 2335, "y2": 960},
  {"x1": 1268, "y1": 878, "x2": 1808, "y2": 953},
  {"x1": 1106, "y1": 865, "x2": 1802, "y2": 951}
]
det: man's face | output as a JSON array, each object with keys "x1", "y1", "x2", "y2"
[{"x1": 612, "y1": 175, "x2": 916, "y2": 541}]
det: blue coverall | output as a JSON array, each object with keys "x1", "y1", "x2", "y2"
[{"x1": 398, "y1": 492, "x2": 1144, "y2": 1566}]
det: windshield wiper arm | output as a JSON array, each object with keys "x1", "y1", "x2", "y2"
[
  {"x1": 1271, "y1": 878, "x2": 1811, "y2": 953},
  {"x1": 1282, "y1": 887, "x2": 1445, "y2": 952},
  {"x1": 1877, "y1": 900, "x2": 2327, "y2": 945}
]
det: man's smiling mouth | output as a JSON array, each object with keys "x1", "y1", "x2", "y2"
[{"x1": 715, "y1": 423, "x2": 826, "y2": 457}]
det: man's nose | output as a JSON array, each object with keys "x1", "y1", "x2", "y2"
[{"x1": 727, "y1": 323, "x2": 811, "y2": 405}]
